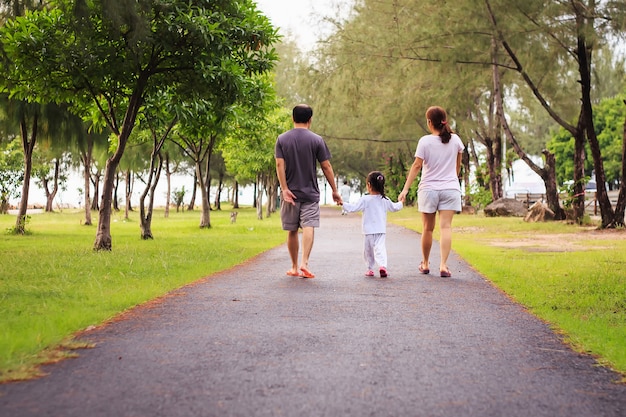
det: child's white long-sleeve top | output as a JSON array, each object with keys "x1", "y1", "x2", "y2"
[{"x1": 343, "y1": 195, "x2": 403, "y2": 235}]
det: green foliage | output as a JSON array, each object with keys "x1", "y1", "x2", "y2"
[
  {"x1": 389, "y1": 211, "x2": 626, "y2": 375},
  {"x1": 0, "y1": 208, "x2": 284, "y2": 380},
  {"x1": 171, "y1": 186, "x2": 186, "y2": 211},
  {"x1": 0, "y1": 138, "x2": 23, "y2": 212},
  {"x1": 381, "y1": 149, "x2": 416, "y2": 204},
  {"x1": 547, "y1": 95, "x2": 626, "y2": 187},
  {"x1": 468, "y1": 187, "x2": 493, "y2": 210},
  {"x1": 220, "y1": 81, "x2": 286, "y2": 184}
]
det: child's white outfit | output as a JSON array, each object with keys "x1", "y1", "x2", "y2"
[{"x1": 343, "y1": 195, "x2": 403, "y2": 277}]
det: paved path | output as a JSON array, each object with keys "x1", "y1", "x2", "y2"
[{"x1": 1, "y1": 207, "x2": 625, "y2": 417}]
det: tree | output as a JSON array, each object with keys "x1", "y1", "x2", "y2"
[
  {"x1": 1, "y1": 0, "x2": 278, "y2": 248},
  {"x1": 484, "y1": 0, "x2": 626, "y2": 226},
  {"x1": 134, "y1": 90, "x2": 178, "y2": 239},
  {"x1": 221, "y1": 98, "x2": 287, "y2": 219},
  {"x1": 0, "y1": 101, "x2": 68, "y2": 233},
  {"x1": 0, "y1": 137, "x2": 22, "y2": 214},
  {"x1": 173, "y1": 101, "x2": 228, "y2": 229},
  {"x1": 548, "y1": 94, "x2": 626, "y2": 189}
]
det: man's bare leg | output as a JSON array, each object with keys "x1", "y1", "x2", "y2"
[
  {"x1": 299, "y1": 226, "x2": 315, "y2": 277},
  {"x1": 287, "y1": 230, "x2": 299, "y2": 275}
]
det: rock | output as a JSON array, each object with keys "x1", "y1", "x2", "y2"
[
  {"x1": 524, "y1": 201, "x2": 555, "y2": 222},
  {"x1": 484, "y1": 198, "x2": 527, "y2": 217},
  {"x1": 461, "y1": 205, "x2": 477, "y2": 215}
]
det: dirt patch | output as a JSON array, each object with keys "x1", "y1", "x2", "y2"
[{"x1": 488, "y1": 229, "x2": 625, "y2": 252}]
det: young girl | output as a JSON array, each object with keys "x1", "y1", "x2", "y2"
[{"x1": 342, "y1": 171, "x2": 403, "y2": 277}]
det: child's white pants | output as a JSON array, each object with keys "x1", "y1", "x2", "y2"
[{"x1": 364, "y1": 233, "x2": 387, "y2": 270}]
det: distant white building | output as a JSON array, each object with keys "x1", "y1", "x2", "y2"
[{"x1": 504, "y1": 158, "x2": 546, "y2": 198}]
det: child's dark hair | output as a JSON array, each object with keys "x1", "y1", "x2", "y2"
[
  {"x1": 367, "y1": 171, "x2": 388, "y2": 199},
  {"x1": 426, "y1": 106, "x2": 454, "y2": 144}
]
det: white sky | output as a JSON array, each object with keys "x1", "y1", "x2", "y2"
[{"x1": 255, "y1": 0, "x2": 353, "y2": 50}]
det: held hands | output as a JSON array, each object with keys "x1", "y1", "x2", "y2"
[
  {"x1": 398, "y1": 190, "x2": 408, "y2": 203},
  {"x1": 332, "y1": 191, "x2": 343, "y2": 206}
]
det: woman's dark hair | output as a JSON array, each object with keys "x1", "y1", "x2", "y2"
[
  {"x1": 293, "y1": 104, "x2": 313, "y2": 123},
  {"x1": 367, "y1": 171, "x2": 388, "y2": 199},
  {"x1": 426, "y1": 106, "x2": 453, "y2": 144}
]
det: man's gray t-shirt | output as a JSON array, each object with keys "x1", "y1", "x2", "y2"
[{"x1": 275, "y1": 128, "x2": 332, "y2": 203}]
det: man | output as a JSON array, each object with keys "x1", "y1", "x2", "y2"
[{"x1": 275, "y1": 104, "x2": 342, "y2": 278}]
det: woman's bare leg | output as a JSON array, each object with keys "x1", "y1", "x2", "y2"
[
  {"x1": 421, "y1": 212, "x2": 436, "y2": 270},
  {"x1": 438, "y1": 210, "x2": 455, "y2": 273}
]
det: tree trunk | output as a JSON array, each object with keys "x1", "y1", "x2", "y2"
[
  {"x1": 164, "y1": 153, "x2": 171, "y2": 218},
  {"x1": 467, "y1": 137, "x2": 486, "y2": 189},
  {"x1": 113, "y1": 171, "x2": 120, "y2": 212},
  {"x1": 253, "y1": 182, "x2": 258, "y2": 208},
  {"x1": 125, "y1": 169, "x2": 133, "y2": 220},
  {"x1": 489, "y1": 40, "x2": 505, "y2": 201},
  {"x1": 611, "y1": 100, "x2": 626, "y2": 227},
  {"x1": 204, "y1": 149, "x2": 212, "y2": 211},
  {"x1": 94, "y1": 159, "x2": 117, "y2": 249},
  {"x1": 196, "y1": 160, "x2": 211, "y2": 228},
  {"x1": 462, "y1": 145, "x2": 471, "y2": 206},
  {"x1": 90, "y1": 171, "x2": 100, "y2": 211},
  {"x1": 94, "y1": 78, "x2": 146, "y2": 250},
  {"x1": 14, "y1": 114, "x2": 37, "y2": 234},
  {"x1": 214, "y1": 171, "x2": 224, "y2": 210},
  {"x1": 44, "y1": 158, "x2": 60, "y2": 212},
  {"x1": 139, "y1": 152, "x2": 163, "y2": 240},
  {"x1": 484, "y1": 136, "x2": 500, "y2": 200},
  {"x1": 541, "y1": 150, "x2": 563, "y2": 217},
  {"x1": 187, "y1": 171, "x2": 197, "y2": 211},
  {"x1": 256, "y1": 174, "x2": 263, "y2": 220},
  {"x1": 266, "y1": 174, "x2": 278, "y2": 217},
  {"x1": 139, "y1": 121, "x2": 172, "y2": 238},
  {"x1": 233, "y1": 181, "x2": 239, "y2": 209},
  {"x1": 575, "y1": 16, "x2": 614, "y2": 227},
  {"x1": 81, "y1": 140, "x2": 93, "y2": 226}
]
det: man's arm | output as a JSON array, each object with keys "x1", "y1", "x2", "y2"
[
  {"x1": 320, "y1": 160, "x2": 342, "y2": 205},
  {"x1": 275, "y1": 157, "x2": 296, "y2": 205}
]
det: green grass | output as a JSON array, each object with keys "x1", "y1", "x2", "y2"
[
  {"x1": 0, "y1": 207, "x2": 284, "y2": 381},
  {"x1": 389, "y1": 210, "x2": 626, "y2": 378}
]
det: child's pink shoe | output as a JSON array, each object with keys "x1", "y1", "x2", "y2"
[
  {"x1": 364, "y1": 270, "x2": 374, "y2": 277},
  {"x1": 379, "y1": 267, "x2": 388, "y2": 278}
]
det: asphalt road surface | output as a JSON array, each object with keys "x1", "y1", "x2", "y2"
[{"x1": 1, "y1": 207, "x2": 625, "y2": 417}]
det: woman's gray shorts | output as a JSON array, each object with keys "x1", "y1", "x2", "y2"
[
  {"x1": 417, "y1": 189, "x2": 462, "y2": 213},
  {"x1": 280, "y1": 201, "x2": 320, "y2": 231}
]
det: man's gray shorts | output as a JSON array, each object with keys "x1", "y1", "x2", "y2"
[
  {"x1": 280, "y1": 201, "x2": 320, "y2": 231},
  {"x1": 418, "y1": 189, "x2": 462, "y2": 213}
]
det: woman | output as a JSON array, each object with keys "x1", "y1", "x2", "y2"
[{"x1": 398, "y1": 106, "x2": 464, "y2": 278}]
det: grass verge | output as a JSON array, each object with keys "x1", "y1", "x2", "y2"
[
  {"x1": 0, "y1": 207, "x2": 283, "y2": 382},
  {"x1": 389, "y1": 210, "x2": 626, "y2": 379}
]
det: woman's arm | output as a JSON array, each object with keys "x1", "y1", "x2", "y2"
[{"x1": 398, "y1": 157, "x2": 423, "y2": 203}]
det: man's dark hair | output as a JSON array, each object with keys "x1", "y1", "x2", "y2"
[{"x1": 293, "y1": 104, "x2": 313, "y2": 123}]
